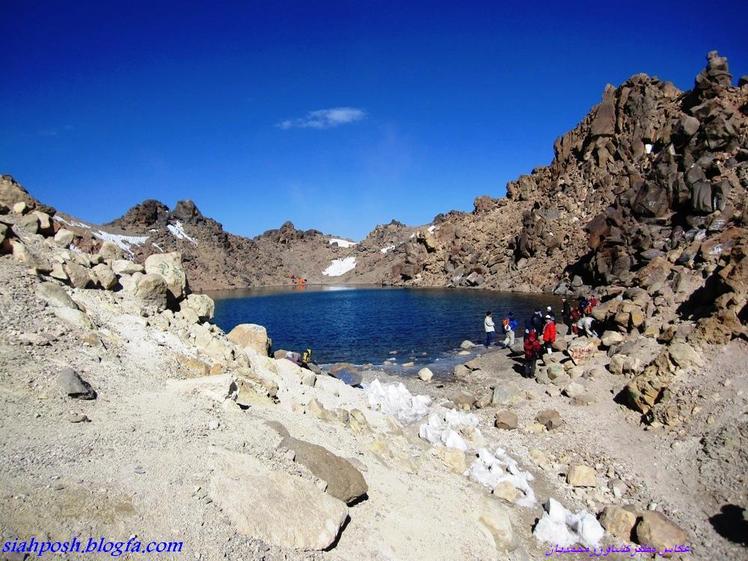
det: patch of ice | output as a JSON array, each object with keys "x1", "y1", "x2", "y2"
[
  {"x1": 322, "y1": 256, "x2": 356, "y2": 277},
  {"x1": 366, "y1": 379, "x2": 431, "y2": 425},
  {"x1": 167, "y1": 221, "x2": 197, "y2": 245},
  {"x1": 419, "y1": 410, "x2": 481, "y2": 452},
  {"x1": 328, "y1": 238, "x2": 357, "y2": 248},
  {"x1": 468, "y1": 447, "x2": 537, "y2": 507},
  {"x1": 93, "y1": 231, "x2": 148, "y2": 257},
  {"x1": 533, "y1": 498, "x2": 604, "y2": 548},
  {"x1": 380, "y1": 245, "x2": 395, "y2": 254}
]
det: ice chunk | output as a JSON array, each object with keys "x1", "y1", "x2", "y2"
[
  {"x1": 533, "y1": 498, "x2": 604, "y2": 548},
  {"x1": 467, "y1": 447, "x2": 536, "y2": 507},
  {"x1": 418, "y1": 409, "x2": 481, "y2": 451},
  {"x1": 366, "y1": 379, "x2": 431, "y2": 424}
]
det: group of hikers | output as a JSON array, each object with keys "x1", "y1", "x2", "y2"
[{"x1": 483, "y1": 295, "x2": 600, "y2": 377}]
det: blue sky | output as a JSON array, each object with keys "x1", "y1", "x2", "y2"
[{"x1": 2, "y1": 0, "x2": 747, "y2": 240}]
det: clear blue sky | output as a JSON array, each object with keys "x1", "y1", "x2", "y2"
[{"x1": 2, "y1": 0, "x2": 747, "y2": 240}]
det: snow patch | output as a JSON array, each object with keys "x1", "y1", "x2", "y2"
[
  {"x1": 328, "y1": 238, "x2": 357, "y2": 248},
  {"x1": 322, "y1": 256, "x2": 356, "y2": 277},
  {"x1": 366, "y1": 379, "x2": 431, "y2": 425},
  {"x1": 419, "y1": 409, "x2": 481, "y2": 452},
  {"x1": 93, "y1": 231, "x2": 148, "y2": 257},
  {"x1": 380, "y1": 245, "x2": 396, "y2": 254},
  {"x1": 533, "y1": 498, "x2": 604, "y2": 548},
  {"x1": 152, "y1": 243, "x2": 164, "y2": 252},
  {"x1": 427, "y1": 225, "x2": 437, "y2": 233},
  {"x1": 468, "y1": 447, "x2": 537, "y2": 507},
  {"x1": 167, "y1": 221, "x2": 197, "y2": 245},
  {"x1": 54, "y1": 216, "x2": 91, "y2": 229}
]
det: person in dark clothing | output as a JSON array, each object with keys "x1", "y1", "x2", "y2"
[
  {"x1": 523, "y1": 328, "x2": 542, "y2": 377},
  {"x1": 531, "y1": 309, "x2": 544, "y2": 334},
  {"x1": 561, "y1": 298, "x2": 572, "y2": 329}
]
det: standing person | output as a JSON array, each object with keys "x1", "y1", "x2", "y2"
[
  {"x1": 542, "y1": 314, "x2": 557, "y2": 354},
  {"x1": 523, "y1": 328, "x2": 542, "y2": 377},
  {"x1": 502, "y1": 312, "x2": 518, "y2": 348},
  {"x1": 484, "y1": 311, "x2": 496, "y2": 347},
  {"x1": 546, "y1": 305, "x2": 556, "y2": 322},
  {"x1": 531, "y1": 309, "x2": 544, "y2": 334},
  {"x1": 561, "y1": 298, "x2": 572, "y2": 329},
  {"x1": 570, "y1": 306, "x2": 581, "y2": 335}
]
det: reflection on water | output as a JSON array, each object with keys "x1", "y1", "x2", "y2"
[{"x1": 207, "y1": 286, "x2": 561, "y2": 370}]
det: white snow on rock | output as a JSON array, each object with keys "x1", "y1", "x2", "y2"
[
  {"x1": 533, "y1": 498, "x2": 604, "y2": 548},
  {"x1": 366, "y1": 379, "x2": 431, "y2": 425},
  {"x1": 322, "y1": 256, "x2": 356, "y2": 277},
  {"x1": 468, "y1": 447, "x2": 537, "y2": 507},
  {"x1": 93, "y1": 231, "x2": 148, "y2": 257},
  {"x1": 152, "y1": 242, "x2": 164, "y2": 252},
  {"x1": 328, "y1": 238, "x2": 357, "y2": 248},
  {"x1": 380, "y1": 245, "x2": 395, "y2": 254},
  {"x1": 419, "y1": 409, "x2": 481, "y2": 452},
  {"x1": 167, "y1": 221, "x2": 198, "y2": 245},
  {"x1": 427, "y1": 225, "x2": 437, "y2": 233},
  {"x1": 54, "y1": 215, "x2": 91, "y2": 229}
]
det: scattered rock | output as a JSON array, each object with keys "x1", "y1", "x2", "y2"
[
  {"x1": 112, "y1": 259, "x2": 144, "y2": 275},
  {"x1": 57, "y1": 368, "x2": 96, "y2": 400},
  {"x1": 494, "y1": 410, "x2": 518, "y2": 430},
  {"x1": 181, "y1": 293, "x2": 215, "y2": 322},
  {"x1": 566, "y1": 464, "x2": 597, "y2": 487},
  {"x1": 53, "y1": 228, "x2": 75, "y2": 246},
  {"x1": 535, "y1": 409, "x2": 562, "y2": 430},
  {"x1": 599, "y1": 506, "x2": 637, "y2": 541},
  {"x1": 634, "y1": 511, "x2": 688, "y2": 553},
  {"x1": 91, "y1": 263, "x2": 117, "y2": 290},
  {"x1": 417, "y1": 367, "x2": 434, "y2": 382},
  {"x1": 460, "y1": 340, "x2": 475, "y2": 350}
]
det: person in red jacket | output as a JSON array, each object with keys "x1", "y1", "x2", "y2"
[
  {"x1": 523, "y1": 329, "x2": 542, "y2": 377},
  {"x1": 542, "y1": 315, "x2": 557, "y2": 354}
]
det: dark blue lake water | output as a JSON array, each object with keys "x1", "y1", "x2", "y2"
[{"x1": 208, "y1": 286, "x2": 560, "y2": 370}]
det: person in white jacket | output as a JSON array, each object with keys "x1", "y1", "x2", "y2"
[{"x1": 484, "y1": 311, "x2": 495, "y2": 347}]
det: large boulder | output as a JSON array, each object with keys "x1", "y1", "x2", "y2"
[
  {"x1": 144, "y1": 252, "x2": 187, "y2": 301},
  {"x1": 634, "y1": 511, "x2": 688, "y2": 553},
  {"x1": 134, "y1": 273, "x2": 169, "y2": 311},
  {"x1": 208, "y1": 455, "x2": 348, "y2": 550},
  {"x1": 279, "y1": 435, "x2": 368, "y2": 505},
  {"x1": 181, "y1": 294, "x2": 215, "y2": 322},
  {"x1": 566, "y1": 337, "x2": 600, "y2": 364},
  {"x1": 227, "y1": 324, "x2": 272, "y2": 356}
]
